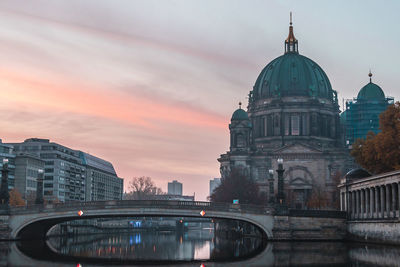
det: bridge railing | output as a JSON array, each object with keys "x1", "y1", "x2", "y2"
[{"x1": 4, "y1": 200, "x2": 273, "y2": 215}]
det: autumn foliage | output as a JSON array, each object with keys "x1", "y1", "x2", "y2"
[
  {"x1": 9, "y1": 189, "x2": 25, "y2": 206},
  {"x1": 209, "y1": 168, "x2": 264, "y2": 205},
  {"x1": 351, "y1": 102, "x2": 400, "y2": 174}
]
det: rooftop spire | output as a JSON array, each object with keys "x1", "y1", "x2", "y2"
[
  {"x1": 368, "y1": 70, "x2": 373, "y2": 83},
  {"x1": 239, "y1": 101, "x2": 242, "y2": 109},
  {"x1": 285, "y1": 12, "x2": 298, "y2": 54}
]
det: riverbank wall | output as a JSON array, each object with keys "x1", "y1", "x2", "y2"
[
  {"x1": 347, "y1": 220, "x2": 400, "y2": 245},
  {"x1": 272, "y1": 213, "x2": 347, "y2": 240},
  {"x1": 0, "y1": 215, "x2": 11, "y2": 240}
]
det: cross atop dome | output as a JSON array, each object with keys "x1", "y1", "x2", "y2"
[
  {"x1": 368, "y1": 70, "x2": 373, "y2": 83},
  {"x1": 285, "y1": 12, "x2": 298, "y2": 54}
]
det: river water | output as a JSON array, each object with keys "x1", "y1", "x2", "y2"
[{"x1": 1, "y1": 218, "x2": 400, "y2": 266}]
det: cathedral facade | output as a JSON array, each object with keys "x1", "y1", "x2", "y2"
[{"x1": 218, "y1": 19, "x2": 352, "y2": 209}]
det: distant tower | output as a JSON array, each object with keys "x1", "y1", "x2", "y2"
[
  {"x1": 342, "y1": 71, "x2": 394, "y2": 146},
  {"x1": 168, "y1": 180, "x2": 182, "y2": 195}
]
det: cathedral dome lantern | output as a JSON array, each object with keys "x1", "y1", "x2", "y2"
[{"x1": 285, "y1": 12, "x2": 298, "y2": 54}]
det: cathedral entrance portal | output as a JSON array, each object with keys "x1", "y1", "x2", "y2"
[{"x1": 284, "y1": 166, "x2": 314, "y2": 209}]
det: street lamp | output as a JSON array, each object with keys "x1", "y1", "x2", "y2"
[
  {"x1": 268, "y1": 169, "x2": 274, "y2": 204},
  {"x1": 35, "y1": 169, "x2": 44, "y2": 205},
  {"x1": 276, "y1": 158, "x2": 285, "y2": 206},
  {"x1": 0, "y1": 158, "x2": 10, "y2": 206}
]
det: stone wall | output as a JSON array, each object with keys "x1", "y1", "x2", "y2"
[
  {"x1": 0, "y1": 215, "x2": 11, "y2": 240},
  {"x1": 272, "y1": 215, "x2": 347, "y2": 240},
  {"x1": 348, "y1": 221, "x2": 400, "y2": 245}
]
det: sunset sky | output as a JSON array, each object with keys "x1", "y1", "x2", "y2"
[{"x1": 1, "y1": 0, "x2": 399, "y2": 200}]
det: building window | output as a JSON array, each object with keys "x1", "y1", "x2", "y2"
[
  {"x1": 236, "y1": 133, "x2": 245, "y2": 148},
  {"x1": 291, "y1": 115, "x2": 300, "y2": 135},
  {"x1": 302, "y1": 114, "x2": 308, "y2": 135},
  {"x1": 284, "y1": 115, "x2": 290, "y2": 135},
  {"x1": 261, "y1": 117, "x2": 265, "y2": 136},
  {"x1": 274, "y1": 115, "x2": 279, "y2": 127}
]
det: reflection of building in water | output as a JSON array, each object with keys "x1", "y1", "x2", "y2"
[{"x1": 47, "y1": 231, "x2": 217, "y2": 261}]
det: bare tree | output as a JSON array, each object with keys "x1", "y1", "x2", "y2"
[
  {"x1": 209, "y1": 168, "x2": 264, "y2": 205},
  {"x1": 124, "y1": 176, "x2": 164, "y2": 200}
]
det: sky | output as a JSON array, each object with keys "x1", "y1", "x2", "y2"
[{"x1": 0, "y1": 0, "x2": 399, "y2": 201}]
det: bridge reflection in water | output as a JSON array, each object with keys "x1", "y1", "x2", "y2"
[{"x1": 4, "y1": 235, "x2": 400, "y2": 266}]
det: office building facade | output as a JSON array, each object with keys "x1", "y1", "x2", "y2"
[{"x1": 9, "y1": 138, "x2": 123, "y2": 202}]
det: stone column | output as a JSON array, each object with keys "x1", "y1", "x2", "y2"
[
  {"x1": 366, "y1": 189, "x2": 370, "y2": 219},
  {"x1": 386, "y1": 184, "x2": 391, "y2": 218},
  {"x1": 353, "y1": 191, "x2": 357, "y2": 219},
  {"x1": 375, "y1": 186, "x2": 379, "y2": 219},
  {"x1": 360, "y1": 189, "x2": 365, "y2": 219},
  {"x1": 392, "y1": 184, "x2": 396, "y2": 218},
  {"x1": 398, "y1": 183, "x2": 400, "y2": 218},
  {"x1": 380, "y1": 186, "x2": 386, "y2": 218},
  {"x1": 352, "y1": 191, "x2": 356, "y2": 219},
  {"x1": 356, "y1": 190, "x2": 360, "y2": 219},
  {"x1": 370, "y1": 188, "x2": 375, "y2": 219}
]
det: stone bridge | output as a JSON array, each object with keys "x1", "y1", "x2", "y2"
[
  {"x1": 1, "y1": 200, "x2": 276, "y2": 240},
  {"x1": 0, "y1": 200, "x2": 346, "y2": 241}
]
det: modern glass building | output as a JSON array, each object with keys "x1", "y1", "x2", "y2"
[{"x1": 342, "y1": 73, "x2": 394, "y2": 146}]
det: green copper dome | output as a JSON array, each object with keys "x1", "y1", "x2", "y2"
[
  {"x1": 357, "y1": 82, "x2": 385, "y2": 101},
  {"x1": 231, "y1": 108, "x2": 249, "y2": 121},
  {"x1": 252, "y1": 21, "x2": 333, "y2": 101},
  {"x1": 253, "y1": 53, "x2": 333, "y2": 100}
]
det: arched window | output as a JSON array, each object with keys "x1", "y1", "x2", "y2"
[{"x1": 291, "y1": 115, "x2": 300, "y2": 135}]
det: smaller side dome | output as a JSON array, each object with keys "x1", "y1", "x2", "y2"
[
  {"x1": 357, "y1": 72, "x2": 385, "y2": 101},
  {"x1": 345, "y1": 168, "x2": 372, "y2": 180},
  {"x1": 231, "y1": 108, "x2": 249, "y2": 121},
  {"x1": 357, "y1": 83, "x2": 385, "y2": 101}
]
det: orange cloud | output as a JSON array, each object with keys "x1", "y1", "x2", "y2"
[{"x1": 0, "y1": 69, "x2": 227, "y2": 131}]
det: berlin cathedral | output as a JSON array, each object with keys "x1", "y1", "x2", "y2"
[{"x1": 218, "y1": 17, "x2": 354, "y2": 209}]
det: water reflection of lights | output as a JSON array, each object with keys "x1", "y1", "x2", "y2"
[{"x1": 135, "y1": 234, "x2": 141, "y2": 244}]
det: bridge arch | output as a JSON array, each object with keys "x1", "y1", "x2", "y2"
[{"x1": 9, "y1": 201, "x2": 274, "y2": 240}]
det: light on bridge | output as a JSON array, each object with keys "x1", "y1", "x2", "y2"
[
  {"x1": 77, "y1": 210, "x2": 84, "y2": 216},
  {"x1": 200, "y1": 210, "x2": 206, "y2": 216}
]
